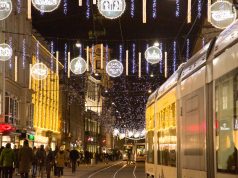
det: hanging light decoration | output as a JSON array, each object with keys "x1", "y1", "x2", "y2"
[
  {"x1": 126, "y1": 50, "x2": 129, "y2": 76},
  {"x1": 197, "y1": 0, "x2": 202, "y2": 19},
  {"x1": 119, "y1": 44, "x2": 123, "y2": 63},
  {"x1": 130, "y1": 0, "x2": 135, "y2": 18},
  {"x1": 97, "y1": 0, "x2": 126, "y2": 19},
  {"x1": 173, "y1": 41, "x2": 177, "y2": 72},
  {"x1": 86, "y1": 0, "x2": 90, "y2": 19},
  {"x1": 32, "y1": 0, "x2": 61, "y2": 13},
  {"x1": 64, "y1": 43, "x2": 68, "y2": 73},
  {"x1": 132, "y1": 43, "x2": 136, "y2": 74},
  {"x1": 186, "y1": 38, "x2": 190, "y2": 61},
  {"x1": 187, "y1": 0, "x2": 192, "y2": 23},
  {"x1": 138, "y1": 52, "x2": 141, "y2": 78},
  {"x1": 143, "y1": 0, "x2": 147, "y2": 23},
  {"x1": 0, "y1": 0, "x2": 12, "y2": 20},
  {"x1": 22, "y1": 39, "x2": 26, "y2": 69},
  {"x1": 0, "y1": 43, "x2": 12, "y2": 62},
  {"x1": 106, "y1": 44, "x2": 109, "y2": 64},
  {"x1": 8, "y1": 37, "x2": 12, "y2": 68},
  {"x1": 145, "y1": 44, "x2": 149, "y2": 74},
  {"x1": 17, "y1": 0, "x2": 21, "y2": 14},
  {"x1": 159, "y1": 42, "x2": 163, "y2": 74},
  {"x1": 145, "y1": 46, "x2": 162, "y2": 64},
  {"x1": 70, "y1": 57, "x2": 87, "y2": 75},
  {"x1": 36, "y1": 41, "x2": 39, "y2": 62},
  {"x1": 106, "y1": 59, "x2": 124, "y2": 78},
  {"x1": 31, "y1": 63, "x2": 48, "y2": 80},
  {"x1": 175, "y1": 0, "x2": 180, "y2": 17},
  {"x1": 63, "y1": 0, "x2": 67, "y2": 15},
  {"x1": 50, "y1": 41, "x2": 54, "y2": 71},
  {"x1": 152, "y1": 0, "x2": 157, "y2": 19},
  {"x1": 78, "y1": 0, "x2": 82, "y2": 6},
  {"x1": 14, "y1": 56, "x2": 18, "y2": 82},
  {"x1": 164, "y1": 52, "x2": 168, "y2": 78}
]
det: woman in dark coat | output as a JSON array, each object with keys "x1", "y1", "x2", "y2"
[{"x1": 45, "y1": 146, "x2": 54, "y2": 178}]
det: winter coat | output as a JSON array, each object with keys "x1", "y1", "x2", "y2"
[
  {"x1": 36, "y1": 149, "x2": 46, "y2": 167},
  {"x1": 18, "y1": 146, "x2": 33, "y2": 173},
  {"x1": 45, "y1": 151, "x2": 54, "y2": 171},
  {"x1": 69, "y1": 150, "x2": 79, "y2": 162},
  {"x1": 55, "y1": 151, "x2": 66, "y2": 168},
  {"x1": 0, "y1": 148, "x2": 15, "y2": 167}
]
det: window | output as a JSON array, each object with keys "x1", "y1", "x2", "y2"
[
  {"x1": 216, "y1": 69, "x2": 238, "y2": 174},
  {"x1": 146, "y1": 131, "x2": 154, "y2": 164}
]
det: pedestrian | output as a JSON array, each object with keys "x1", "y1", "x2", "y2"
[
  {"x1": 0, "y1": 146, "x2": 4, "y2": 178},
  {"x1": 18, "y1": 140, "x2": 33, "y2": 178},
  {"x1": 69, "y1": 148, "x2": 79, "y2": 173},
  {"x1": 13, "y1": 145, "x2": 19, "y2": 176},
  {"x1": 55, "y1": 146, "x2": 66, "y2": 177},
  {"x1": 32, "y1": 147, "x2": 37, "y2": 178},
  {"x1": 53, "y1": 147, "x2": 59, "y2": 176},
  {"x1": 36, "y1": 145, "x2": 46, "y2": 178},
  {"x1": 0, "y1": 143, "x2": 15, "y2": 178},
  {"x1": 45, "y1": 146, "x2": 54, "y2": 178},
  {"x1": 84, "y1": 150, "x2": 90, "y2": 165}
]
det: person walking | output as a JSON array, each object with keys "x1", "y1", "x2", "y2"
[
  {"x1": 84, "y1": 150, "x2": 90, "y2": 165},
  {"x1": 69, "y1": 148, "x2": 79, "y2": 173},
  {"x1": 0, "y1": 143, "x2": 15, "y2": 178},
  {"x1": 55, "y1": 147, "x2": 66, "y2": 177},
  {"x1": 45, "y1": 146, "x2": 54, "y2": 178},
  {"x1": 13, "y1": 145, "x2": 19, "y2": 176},
  {"x1": 18, "y1": 140, "x2": 33, "y2": 178},
  {"x1": 0, "y1": 146, "x2": 5, "y2": 178},
  {"x1": 32, "y1": 147, "x2": 37, "y2": 178},
  {"x1": 36, "y1": 145, "x2": 46, "y2": 178}
]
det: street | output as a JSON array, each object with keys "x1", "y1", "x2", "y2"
[{"x1": 67, "y1": 161, "x2": 145, "y2": 178}]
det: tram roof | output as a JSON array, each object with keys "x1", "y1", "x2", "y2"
[{"x1": 146, "y1": 89, "x2": 158, "y2": 108}]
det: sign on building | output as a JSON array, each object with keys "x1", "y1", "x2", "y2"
[{"x1": 145, "y1": 46, "x2": 162, "y2": 64}]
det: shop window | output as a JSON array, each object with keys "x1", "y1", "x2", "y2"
[
  {"x1": 216, "y1": 69, "x2": 238, "y2": 174},
  {"x1": 146, "y1": 131, "x2": 154, "y2": 164}
]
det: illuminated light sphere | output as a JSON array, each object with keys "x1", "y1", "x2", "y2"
[
  {"x1": 0, "y1": 0, "x2": 12, "y2": 20},
  {"x1": 32, "y1": 0, "x2": 61, "y2": 13},
  {"x1": 210, "y1": 1, "x2": 237, "y2": 29},
  {"x1": 70, "y1": 57, "x2": 87, "y2": 75},
  {"x1": 31, "y1": 63, "x2": 48, "y2": 80},
  {"x1": 134, "y1": 132, "x2": 140, "y2": 138},
  {"x1": 145, "y1": 46, "x2": 162, "y2": 64},
  {"x1": 119, "y1": 133, "x2": 125, "y2": 140},
  {"x1": 106, "y1": 59, "x2": 124, "y2": 78},
  {"x1": 0, "y1": 43, "x2": 12, "y2": 61},
  {"x1": 128, "y1": 131, "x2": 133, "y2": 138},
  {"x1": 97, "y1": 0, "x2": 126, "y2": 19}
]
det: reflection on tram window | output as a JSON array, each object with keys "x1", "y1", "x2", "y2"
[
  {"x1": 157, "y1": 102, "x2": 176, "y2": 167},
  {"x1": 216, "y1": 69, "x2": 238, "y2": 174},
  {"x1": 146, "y1": 131, "x2": 154, "y2": 164}
]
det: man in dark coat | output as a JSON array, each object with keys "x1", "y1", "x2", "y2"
[
  {"x1": 45, "y1": 146, "x2": 54, "y2": 178},
  {"x1": 69, "y1": 148, "x2": 79, "y2": 173},
  {"x1": 36, "y1": 145, "x2": 46, "y2": 178},
  {"x1": 18, "y1": 140, "x2": 33, "y2": 178}
]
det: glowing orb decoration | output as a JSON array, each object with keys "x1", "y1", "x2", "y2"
[
  {"x1": 0, "y1": 0, "x2": 12, "y2": 20},
  {"x1": 211, "y1": 1, "x2": 237, "y2": 29},
  {"x1": 145, "y1": 46, "x2": 162, "y2": 64},
  {"x1": 106, "y1": 59, "x2": 123, "y2": 77},
  {"x1": 32, "y1": 0, "x2": 61, "y2": 13},
  {"x1": 31, "y1": 63, "x2": 48, "y2": 80},
  {"x1": 70, "y1": 57, "x2": 87, "y2": 75},
  {"x1": 0, "y1": 43, "x2": 12, "y2": 61},
  {"x1": 97, "y1": 0, "x2": 126, "y2": 19},
  {"x1": 119, "y1": 133, "x2": 125, "y2": 140}
]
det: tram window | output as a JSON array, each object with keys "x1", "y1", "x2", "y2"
[
  {"x1": 216, "y1": 69, "x2": 238, "y2": 174},
  {"x1": 146, "y1": 131, "x2": 154, "y2": 164}
]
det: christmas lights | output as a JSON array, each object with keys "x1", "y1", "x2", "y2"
[
  {"x1": 106, "y1": 44, "x2": 109, "y2": 63},
  {"x1": 22, "y1": 39, "x2": 26, "y2": 69},
  {"x1": 152, "y1": 0, "x2": 157, "y2": 19},
  {"x1": 63, "y1": 0, "x2": 67, "y2": 15},
  {"x1": 86, "y1": 0, "x2": 90, "y2": 19},
  {"x1": 17, "y1": 0, "x2": 21, "y2": 14},
  {"x1": 92, "y1": 44, "x2": 95, "y2": 73},
  {"x1": 64, "y1": 43, "x2": 67, "y2": 73},
  {"x1": 36, "y1": 41, "x2": 39, "y2": 62},
  {"x1": 146, "y1": 44, "x2": 149, "y2": 74},
  {"x1": 186, "y1": 38, "x2": 190, "y2": 61},
  {"x1": 187, "y1": 0, "x2": 192, "y2": 23},
  {"x1": 126, "y1": 50, "x2": 129, "y2": 76},
  {"x1": 143, "y1": 0, "x2": 147, "y2": 23},
  {"x1": 15, "y1": 56, "x2": 17, "y2": 82},
  {"x1": 0, "y1": 0, "x2": 12, "y2": 20},
  {"x1": 159, "y1": 42, "x2": 163, "y2": 74},
  {"x1": 131, "y1": 0, "x2": 135, "y2": 18},
  {"x1": 198, "y1": 0, "x2": 202, "y2": 19},
  {"x1": 175, "y1": 0, "x2": 180, "y2": 17},
  {"x1": 101, "y1": 44, "x2": 103, "y2": 69},
  {"x1": 119, "y1": 44, "x2": 123, "y2": 63},
  {"x1": 173, "y1": 41, "x2": 177, "y2": 72},
  {"x1": 50, "y1": 41, "x2": 54, "y2": 71},
  {"x1": 9, "y1": 37, "x2": 12, "y2": 68},
  {"x1": 132, "y1": 43, "x2": 136, "y2": 74}
]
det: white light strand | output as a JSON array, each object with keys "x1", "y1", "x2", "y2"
[
  {"x1": 79, "y1": 44, "x2": 83, "y2": 57},
  {"x1": 68, "y1": 52, "x2": 70, "y2": 78},
  {"x1": 208, "y1": 0, "x2": 211, "y2": 22},
  {"x1": 159, "y1": 42, "x2": 163, "y2": 74},
  {"x1": 22, "y1": 39, "x2": 26, "y2": 69},
  {"x1": 198, "y1": 0, "x2": 202, "y2": 19},
  {"x1": 126, "y1": 50, "x2": 129, "y2": 76},
  {"x1": 186, "y1": 38, "x2": 190, "y2": 61},
  {"x1": 131, "y1": 0, "x2": 135, "y2": 18},
  {"x1": 79, "y1": 0, "x2": 82, "y2": 6},
  {"x1": 29, "y1": 64, "x2": 32, "y2": 89},
  {"x1": 187, "y1": 0, "x2": 192, "y2": 23},
  {"x1": 27, "y1": 0, "x2": 31, "y2": 19},
  {"x1": 15, "y1": 56, "x2": 18, "y2": 82},
  {"x1": 132, "y1": 43, "x2": 136, "y2": 74},
  {"x1": 17, "y1": 0, "x2": 21, "y2": 14},
  {"x1": 146, "y1": 44, "x2": 149, "y2": 74},
  {"x1": 93, "y1": 0, "x2": 97, "y2": 5},
  {"x1": 50, "y1": 41, "x2": 54, "y2": 71},
  {"x1": 106, "y1": 44, "x2": 109, "y2": 64},
  {"x1": 101, "y1": 43, "x2": 104, "y2": 69},
  {"x1": 119, "y1": 44, "x2": 123, "y2": 63},
  {"x1": 165, "y1": 52, "x2": 168, "y2": 78},
  {"x1": 143, "y1": 0, "x2": 147, "y2": 23},
  {"x1": 86, "y1": 46, "x2": 89, "y2": 71},
  {"x1": 138, "y1": 52, "x2": 141, "y2": 78},
  {"x1": 64, "y1": 43, "x2": 68, "y2": 73},
  {"x1": 92, "y1": 44, "x2": 95, "y2": 73},
  {"x1": 152, "y1": 0, "x2": 157, "y2": 19},
  {"x1": 63, "y1": 0, "x2": 68, "y2": 15},
  {"x1": 86, "y1": 0, "x2": 90, "y2": 19},
  {"x1": 36, "y1": 41, "x2": 39, "y2": 63},
  {"x1": 9, "y1": 37, "x2": 12, "y2": 69},
  {"x1": 173, "y1": 41, "x2": 177, "y2": 72},
  {"x1": 176, "y1": 0, "x2": 180, "y2": 17}
]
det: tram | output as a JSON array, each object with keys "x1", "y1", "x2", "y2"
[{"x1": 145, "y1": 20, "x2": 238, "y2": 178}]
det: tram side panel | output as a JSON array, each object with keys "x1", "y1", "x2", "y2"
[
  {"x1": 212, "y1": 42, "x2": 238, "y2": 178},
  {"x1": 180, "y1": 66, "x2": 207, "y2": 178}
]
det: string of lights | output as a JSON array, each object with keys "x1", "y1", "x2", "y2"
[
  {"x1": 132, "y1": 43, "x2": 136, "y2": 74},
  {"x1": 22, "y1": 38, "x2": 26, "y2": 69},
  {"x1": 152, "y1": 0, "x2": 157, "y2": 19},
  {"x1": 130, "y1": 0, "x2": 135, "y2": 18},
  {"x1": 17, "y1": 0, "x2": 21, "y2": 14},
  {"x1": 63, "y1": 0, "x2": 68, "y2": 15},
  {"x1": 160, "y1": 42, "x2": 163, "y2": 74},
  {"x1": 86, "y1": 0, "x2": 90, "y2": 19},
  {"x1": 173, "y1": 41, "x2": 177, "y2": 72},
  {"x1": 9, "y1": 37, "x2": 12, "y2": 69},
  {"x1": 50, "y1": 41, "x2": 54, "y2": 71},
  {"x1": 64, "y1": 43, "x2": 68, "y2": 73}
]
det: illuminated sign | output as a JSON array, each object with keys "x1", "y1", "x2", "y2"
[
  {"x1": 220, "y1": 122, "x2": 230, "y2": 131},
  {"x1": 211, "y1": 1, "x2": 237, "y2": 29},
  {"x1": 0, "y1": 0, "x2": 12, "y2": 20},
  {"x1": 97, "y1": 0, "x2": 126, "y2": 19},
  {"x1": 145, "y1": 46, "x2": 162, "y2": 64},
  {"x1": 32, "y1": 0, "x2": 61, "y2": 13},
  {"x1": 70, "y1": 57, "x2": 87, "y2": 75},
  {"x1": 0, "y1": 43, "x2": 12, "y2": 61},
  {"x1": 106, "y1": 59, "x2": 123, "y2": 77},
  {"x1": 31, "y1": 63, "x2": 48, "y2": 80}
]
